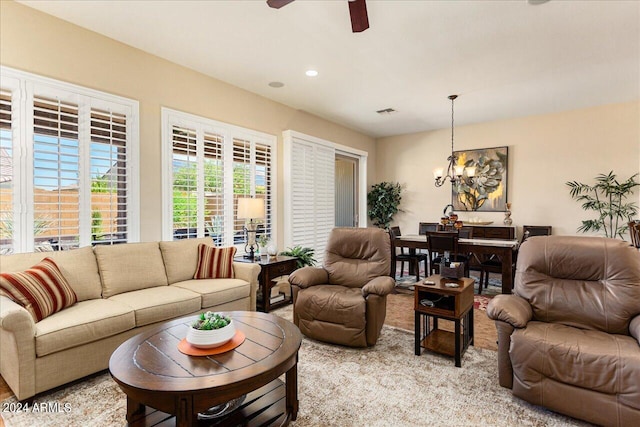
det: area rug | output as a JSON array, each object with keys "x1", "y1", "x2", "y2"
[{"x1": 1, "y1": 308, "x2": 589, "y2": 427}]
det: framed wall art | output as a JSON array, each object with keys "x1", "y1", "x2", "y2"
[{"x1": 451, "y1": 146, "x2": 508, "y2": 212}]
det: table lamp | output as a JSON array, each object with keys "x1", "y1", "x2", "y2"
[{"x1": 237, "y1": 197, "x2": 265, "y2": 260}]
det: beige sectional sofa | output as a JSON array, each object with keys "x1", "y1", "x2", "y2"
[{"x1": 0, "y1": 237, "x2": 260, "y2": 400}]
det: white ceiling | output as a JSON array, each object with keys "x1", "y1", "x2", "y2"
[{"x1": 19, "y1": 0, "x2": 640, "y2": 138}]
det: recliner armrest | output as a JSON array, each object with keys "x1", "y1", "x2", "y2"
[
  {"x1": 288, "y1": 267, "x2": 329, "y2": 289},
  {"x1": 486, "y1": 294, "x2": 533, "y2": 328},
  {"x1": 362, "y1": 276, "x2": 395, "y2": 297},
  {"x1": 630, "y1": 315, "x2": 640, "y2": 346}
]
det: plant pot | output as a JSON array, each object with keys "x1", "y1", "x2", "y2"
[{"x1": 186, "y1": 320, "x2": 236, "y2": 349}]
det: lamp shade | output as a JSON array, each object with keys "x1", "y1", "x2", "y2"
[{"x1": 237, "y1": 197, "x2": 265, "y2": 219}]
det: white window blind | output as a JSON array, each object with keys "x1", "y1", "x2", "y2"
[
  {"x1": 32, "y1": 96, "x2": 81, "y2": 250},
  {"x1": 203, "y1": 132, "x2": 226, "y2": 245},
  {"x1": 286, "y1": 135, "x2": 335, "y2": 265},
  {"x1": 89, "y1": 108, "x2": 129, "y2": 245},
  {"x1": 0, "y1": 89, "x2": 13, "y2": 254},
  {"x1": 0, "y1": 66, "x2": 139, "y2": 254},
  {"x1": 233, "y1": 138, "x2": 252, "y2": 243},
  {"x1": 171, "y1": 125, "x2": 198, "y2": 239},
  {"x1": 162, "y1": 108, "x2": 276, "y2": 250}
]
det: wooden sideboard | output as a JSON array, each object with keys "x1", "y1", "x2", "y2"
[{"x1": 468, "y1": 225, "x2": 515, "y2": 240}]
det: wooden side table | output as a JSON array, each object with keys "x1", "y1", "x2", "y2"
[
  {"x1": 235, "y1": 256, "x2": 298, "y2": 312},
  {"x1": 414, "y1": 274, "x2": 475, "y2": 367}
]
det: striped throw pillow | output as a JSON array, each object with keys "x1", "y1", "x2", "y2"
[
  {"x1": 193, "y1": 245, "x2": 237, "y2": 279},
  {"x1": 0, "y1": 258, "x2": 77, "y2": 322}
]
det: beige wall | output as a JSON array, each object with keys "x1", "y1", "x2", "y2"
[
  {"x1": 0, "y1": 0, "x2": 376, "y2": 245},
  {"x1": 376, "y1": 101, "x2": 640, "y2": 238}
]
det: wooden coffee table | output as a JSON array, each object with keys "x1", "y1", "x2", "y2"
[{"x1": 109, "y1": 311, "x2": 302, "y2": 426}]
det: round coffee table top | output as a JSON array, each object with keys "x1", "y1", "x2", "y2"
[{"x1": 109, "y1": 311, "x2": 302, "y2": 396}]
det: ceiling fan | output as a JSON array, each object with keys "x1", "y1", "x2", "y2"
[{"x1": 267, "y1": 0, "x2": 369, "y2": 33}]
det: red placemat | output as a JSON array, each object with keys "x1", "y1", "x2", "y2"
[{"x1": 178, "y1": 330, "x2": 246, "y2": 356}]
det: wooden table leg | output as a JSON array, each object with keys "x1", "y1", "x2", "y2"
[
  {"x1": 454, "y1": 319, "x2": 461, "y2": 368},
  {"x1": 176, "y1": 395, "x2": 194, "y2": 427},
  {"x1": 286, "y1": 358, "x2": 299, "y2": 420},
  {"x1": 501, "y1": 248, "x2": 513, "y2": 294},
  {"x1": 126, "y1": 397, "x2": 145, "y2": 423},
  {"x1": 414, "y1": 311, "x2": 421, "y2": 355},
  {"x1": 469, "y1": 307, "x2": 474, "y2": 347}
]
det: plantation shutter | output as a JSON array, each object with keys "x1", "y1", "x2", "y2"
[
  {"x1": 287, "y1": 136, "x2": 335, "y2": 265},
  {"x1": 203, "y1": 131, "x2": 225, "y2": 244},
  {"x1": 255, "y1": 142, "x2": 273, "y2": 242},
  {"x1": 162, "y1": 108, "x2": 275, "y2": 249},
  {"x1": 232, "y1": 138, "x2": 251, "y2": 244},
  {"x1": 32, "y1": 96, "x2": 80, "y2": 251},
  {"x1": 171, "y1": 125, "x2": 198, "y2": 239},
  {"x1": 0, "y1": 89, "x2": 13, "y2": 253},
  {"x1": 90, "y1": 108, "x2": 128, "y2": 245}
]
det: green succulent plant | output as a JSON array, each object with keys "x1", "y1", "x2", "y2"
[{"x1": 191, "y1": 312, "x2": 231, "y2": 330}]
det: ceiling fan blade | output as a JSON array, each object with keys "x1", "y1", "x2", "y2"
[
  {"x1": 348, "y1": 0, "x2": 369, "y2": 32},
  {"x1": 267, "y1": 0, "x2": 295, "y2": 9}
]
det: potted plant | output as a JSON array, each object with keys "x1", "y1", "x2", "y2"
[
  {"x1": 566, "y1": 171, "x2": 639, "y2": 239},
  {"x1": 279, "y1": 246, "x2": 316, "y2": 268},
  {"x1": 367, "y1": 181, "x2": 402, "y2": 229},
  {"x1": 187, "y1": 312, "x2": 235, "y2": 348}
]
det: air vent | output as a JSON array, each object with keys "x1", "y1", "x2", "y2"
[{"x1": 376, "y1": 108, "x2": 397, "y2": 114}]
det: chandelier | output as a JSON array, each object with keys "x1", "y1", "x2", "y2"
[{"x1": 433, "y1": 95, "x2": 476, "y2": 187}]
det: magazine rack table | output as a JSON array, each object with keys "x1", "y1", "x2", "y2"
[
  {"x1": 109, "y1": 311, "x2": 302, "y2": 426},
  {"x1": 414, "y1": 275, "x2": 475, "y2": 367}
]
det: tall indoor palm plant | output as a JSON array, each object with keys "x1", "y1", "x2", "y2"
[{"x1": 566, "y1": 171, "x2": 639, "y2": 239}]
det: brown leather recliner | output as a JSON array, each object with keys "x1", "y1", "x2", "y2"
[
  {"x1": 288, "y1": 227, "x2": 395, "y2": 347},
  {"x1": 487, "y1": 236, "x2": 640, "y2": 426}
]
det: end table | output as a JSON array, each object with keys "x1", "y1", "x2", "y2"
[
  {"x1": 235, "y1": 255, "x2": 298, "y2": 312},
  {"x1": 414, "y1": 274, "x2": 475, "y2": 367}
]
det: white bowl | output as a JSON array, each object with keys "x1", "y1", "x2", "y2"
[{"x1": 186, "y1": 319, "x2": 236, "y2": 349}]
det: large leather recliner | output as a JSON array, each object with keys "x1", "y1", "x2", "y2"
[
  {"x1": 288, "y1": 227, "x2": 395, "y2": 347},
  {"x1": 487, "y1": 235, "x2": 640, "y2": 427}
]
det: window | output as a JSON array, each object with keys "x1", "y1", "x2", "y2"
[
  {"x1": 284, "y1": 134, "x2": 335, "y2": 265},
  {"x1": 162, "y1": 108, "x2": 276, "y2": 249},
  {"x1": 283, "y1": 130, "x2": 367, "y2": 265},
  {"x1": 0, "y1": 66, "x2": 139, "y2": 254}
]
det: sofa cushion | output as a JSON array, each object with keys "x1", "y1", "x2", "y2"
[
  {"x1": 95, "y1": 242, "x2": 168, "y2": 298},
  {"x1": 35, "y1": 299, "x2": 135, "y2": 357},
  {"x1": 171, "y1": 278, "x2": 250, "y2": 309},
  {"x1": 159, "y1": 237, "x2": 215, "y2": 284},
  {"x1": 0, "y1": 246, "x2": 102, "y2": 301},
  {"x1": 0, "y1": 258, "x2": 77, "y2": 322},
  {"x1": 193, "y1": 245, "x2": 236, "y2": 279},
  {"x1": 108, "y1": 286, "x2": 201, "y2": 327},
  {"x1": 511, "y1": 321, "x2": 640, "y2": 402}
]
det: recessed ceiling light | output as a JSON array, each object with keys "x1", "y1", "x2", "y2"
[
  {"x1": 268, "y1": 81, "x2": 284, "y2": 88},
  {"x1": 305, "y1": 69, "x2": 319, "y2": 77}
]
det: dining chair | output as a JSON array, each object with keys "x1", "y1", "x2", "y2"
[
  {"x1": 426, "y1": 231, "x2": 470, "y2": 277},
  {"x1": 389, "y1": 226, "x2": 428, "y2": 280},
  {"x1": 629, "y1": 221, "x2": 640, "y2": 249},
  {"x1": 418, "y1": 222, "x2": 439, "y2": 235},
  {"x1": 478, "y1": 225, "x2": 552, "y2": 294}
]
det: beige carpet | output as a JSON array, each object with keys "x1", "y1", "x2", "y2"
[{"x1": 1, "y1": 305, "x2": 590, "y2": 427}]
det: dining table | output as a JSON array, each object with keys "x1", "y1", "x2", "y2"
[{"x1": 394, "y1": 234, "x2": 519, "y2": 294}]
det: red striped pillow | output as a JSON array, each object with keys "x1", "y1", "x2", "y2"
[
  {"x1": 193, "y1": 245, "x2": 237, "y2": 279},
  {"x1": 0, "y1": 257, "x2": 77, "y2": 322}
]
